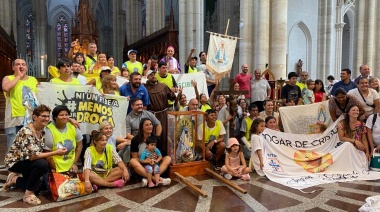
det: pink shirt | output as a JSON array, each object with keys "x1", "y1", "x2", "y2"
[{"x1": 235, "y1": 73, "x2": 252, "y2": 98}]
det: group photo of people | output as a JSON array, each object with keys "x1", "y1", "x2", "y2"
[{"x1": 3, "y1": 38, "x2": 380, "y2": 206}]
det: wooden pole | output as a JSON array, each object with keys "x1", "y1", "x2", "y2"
[
  {"x1": 225, "y1": 19, "x2": 230, "y2": 35},
  {"x1": 205, "y1": 168, "x2": 248, "y2": 194},
  {"x1": 174, "y1": 172, "x2": 208, "y2": 197}
]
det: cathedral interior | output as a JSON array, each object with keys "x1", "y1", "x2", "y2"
[{"x1": 0, "y1": 0, "x2": 379, "y2": 211}]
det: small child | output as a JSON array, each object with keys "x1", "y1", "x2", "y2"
[
  {"x1": 303, "y1": 79, "x2": 315, "y2": 104},
  {"x1": 221, "y1": 138, "x2": 251, "y2": 180},
  {"x1": 313, "y1": 121, "x2": 327, "y2": 134},
  {"x1": 250, "y1": 118, "x2": 266, "y2": 176},
  {"x1": 140, "y1": 136, "x2": 162, "y2": 187}
]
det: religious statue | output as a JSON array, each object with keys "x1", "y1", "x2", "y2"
[{"x1": 297, "y1": 59, "x2": 303, "y2": 76}]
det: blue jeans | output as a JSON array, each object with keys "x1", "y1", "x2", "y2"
[{"x1": 5, "y1": 125, "x2": 23, "y2": 151}]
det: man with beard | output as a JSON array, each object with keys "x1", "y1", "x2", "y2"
[
  {"x1": 144, "y1": 69, "x2": 176, "y2": 155},
  {"x1": 155, "y1": 62, "x2": 178, "y2": 110},
  {"x1": 119, "y1": 72, "x2": 150, "y2": 114},
  {"x1": 71, "y1": 61, "x2": 87, "y2": 85}
]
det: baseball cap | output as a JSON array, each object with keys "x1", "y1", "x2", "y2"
[
  {"x1": 128, "y1": 49, "x2": 138, "y2": 55},
  {"x1": 227, "y1": 138, "x2": 240, "y2": 148},
  {"x1": 146, "y1": 69, "x2": 156, "y2": 77}
]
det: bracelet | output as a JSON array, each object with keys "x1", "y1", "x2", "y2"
[{"x1": 85, "y1": 181, "x2": 90, "y2": 183}]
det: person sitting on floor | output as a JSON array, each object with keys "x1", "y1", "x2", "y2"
[
  {"x1": 220, "y1": 138, "x2": 250, "y2": 180},
  {"x1": 197, "y1": 109, "x2": 226, "y2": 170},
  {"x1": 83, "y1": 130, "x2": 130, "y2": 193},
  {"x1": 3, "y1": 105, "x2": 66, "y2": 205},
  {"x1": 129, "y1": 118, "x2": 171, "y2": 187}
]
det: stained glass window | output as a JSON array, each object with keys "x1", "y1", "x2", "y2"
[
  {"x1": 25, "y1": 12, "x2": 35, "y2": 61},
  {"x1": 56, "y1": 16, "x2": 70, "y2": 61}
]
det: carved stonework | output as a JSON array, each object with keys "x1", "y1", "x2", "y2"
[{"x1": 71, "y1": 0, "x2": 98, "y2": 54}]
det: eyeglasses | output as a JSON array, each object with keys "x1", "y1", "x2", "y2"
[{"x1": 39, "y1": 115, "x2": 50, "y2": 119}]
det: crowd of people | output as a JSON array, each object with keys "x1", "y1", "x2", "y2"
[{"x1": 2, "y1": 41, "x2": 380, "y2": 205}]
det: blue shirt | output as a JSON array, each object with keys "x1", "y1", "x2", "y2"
[
  {"x1": 119, "y1": 83, "x2": 150, "y2": 113},
  {"x1": 331, "y1": 80, "x2": 357, "y2": 96}
]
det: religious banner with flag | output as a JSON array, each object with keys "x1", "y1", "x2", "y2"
[
  {"x1": 206, "y1": 32, "x2": 238, "y2": 78},
  {"x1": 279, "y1": 100, "x2": 332, "y2": 134},
  {"x1": 37, "y1": 82, "x2": 128, "y2": 136},
  {"x1": 259, "y1": 116, "x2": 380, "y2": 190}
]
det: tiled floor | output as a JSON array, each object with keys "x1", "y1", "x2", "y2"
[
  {"x1": 0, "y1": 168, "x2": 378, "y2": 212},
  {"x1": 0, "y1": 137, "x2": 377, "y2": 211}
]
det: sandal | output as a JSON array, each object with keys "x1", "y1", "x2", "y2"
[
  {"x1": 23, "y1": 194, "x2": 41, "y2": 205},
  {"x1": 2, "y1": 172, "x2": 17, "y2": 192}
]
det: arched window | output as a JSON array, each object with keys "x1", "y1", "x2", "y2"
[
  {"x1": 56, "y1": 16, "x2": 70, "y2": 61},
  {"x1": 25, "y1": 12, "x2": 35, "y2": 61}
]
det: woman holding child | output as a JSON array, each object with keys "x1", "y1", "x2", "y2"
[{"x1": 129, "y1": 118, "x2": 171, "y2": 186}]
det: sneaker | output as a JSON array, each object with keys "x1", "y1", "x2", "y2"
[
  {"x1": 241, "y1": 174, "x2": 251, "y2": 181},
  {"x1": 161, "y1": 178, "x2": 171, "y2": 186},
  {"x1": 113, "y1": 179, "x2": 125, "y2": 188},
  {"x1": 92, "y1": 184, "x2": 99, "y2": 192},
  {"x1": 148, "y1": 182, "x2": 155, "y2": 188},
  {"x1": 224, "y1": 174, "x2": 232, "y2": 180},
  {"x1": 141, "y1": 178, "x2": 148, "y2": 187},
  {"x1": 213, "y1": 162, "x2": 221, "y2": 171}
]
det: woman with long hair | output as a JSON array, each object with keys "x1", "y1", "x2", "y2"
[
  {"x1": 89, "y1": 53, "x2": 108, "y2": 74},
  {"x1": 100, "y1": 75, "x2": 120, "y2": 95},
  {"x1": 83, "y1": 130, "x2": 129, "y2": 193},
  {"x1": 337, "y1": 105, "x2": 370, "y2": 160},
  {"x1": 129, "y1": 118, "x2": 171, "y2": 187},
  {"x1": 313, "y1": 79, "x2": 327, "y2": 103}
]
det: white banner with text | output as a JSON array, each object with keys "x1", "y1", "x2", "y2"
[
  {"x1": 37, "y1": 82, "x2": 129, "y2": 136},
  {"x1": 260, "y1": 117, "x2": 380, "y2": 189}
]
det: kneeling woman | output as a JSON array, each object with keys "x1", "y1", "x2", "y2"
[
  {"x1": 337, "y1": 105, "x2": 370, "y2": 160},
  {"x1": 83, "y1": 131, "x2": 130, "y2": 193}
]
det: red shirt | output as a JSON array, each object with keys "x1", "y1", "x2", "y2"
[
  {"x1": 235, "y1": 73, "x2": 252, "y2": 98},
  {"x1": 313, "y1": 91, "x2": 324, "y2": 103}
]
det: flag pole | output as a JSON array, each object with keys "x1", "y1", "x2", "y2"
[{"x1": 224, "y1": 19, "x2": 230, "y2": 36}]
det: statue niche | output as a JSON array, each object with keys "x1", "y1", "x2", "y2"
[{"x1": 71, "y1": 0, "x2": 98, "y2": 55}]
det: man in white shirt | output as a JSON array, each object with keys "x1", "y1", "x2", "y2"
[{"x1": 250, "y1": 69, "x2": 271, "y2": 112}]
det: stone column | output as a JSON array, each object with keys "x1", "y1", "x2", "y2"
[
  {"x1": 365, "y1": 0, "x2": 375, "y2": 70},
  {"x1": 354, "y1": 0, "x2": 365, "y2": 76},
  {"x1": 253, "y1": 0, "x2": 270, "y2": 72},
  {"x1": 145, "y1": 0, "x2": 153, "y2": 35},
  {"x1": 239, "y1": 0, "x2": 254, "y2": 70},
  {"x1": 375, "y1": 3, "x2": 380, "y2": 74},
  {"x1": 32, "y1": 0, "x2": 47, "y2": 77},
  {"x1": 269, "y1": 0, "x2": 287, "y2": 79},
  {"x1": 113, "y1": 0, "x2": 125, "y2": 66},
  {"x1": 178, "y1": 1, "x2": 204, "y2": 68},
  {"x1": 1, "y1": 0, "x2": 11, "y2": 34},
  {"x1": 316, "y1": 0, "x2": 334, "y2": 81}
]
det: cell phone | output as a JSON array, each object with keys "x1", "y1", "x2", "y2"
[{"x1": 57, "y1": 143, "x2": 64, "y2": 149}]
